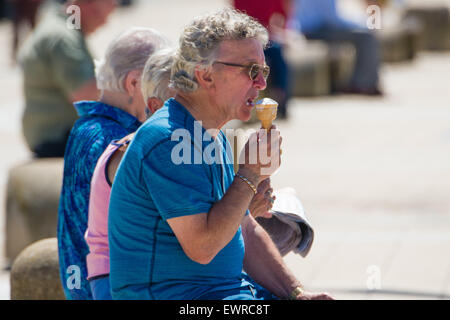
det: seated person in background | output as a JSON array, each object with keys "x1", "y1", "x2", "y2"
[
  {"x1": 57, "y1": 27, "x2": 171, "y2": 300},
  {"x1": 233, "y1": 0, "x2": 293, "y2": 119},
  {"x1": 290, "y1": 0, "x2": 382, "y2": 95},
  {"x1": 18, "y1": 0, "x2": 116, "y2": 157},
  {"x1": 108, "y1": 8, "x2": 333, "y2": 300}
]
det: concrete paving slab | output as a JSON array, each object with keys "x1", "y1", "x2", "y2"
[
  {"x1": 283, "y1": 208, "x2": 450, "y2": 299},
  {"x1": 381, "y1": 242, "x2": 450, "y2": 296},
  {"x1": 444, "y1": 270, "x2": 450, "y2": 298},
  {"x1": 284, "y1": 232, "x2": 402, "y2": 292}
]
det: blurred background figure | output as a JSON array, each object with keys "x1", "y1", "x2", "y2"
[
  {"x1": 232, "y1": 0, "x2": 293, "y2": 119},
  {"x1": 117, "y1": 0, "x2": 133, "y2": 6},
  {"x1": 0, "y1": 0, "x2": 6, "y2": 19},
  {"x1": 18, "y1": 0, "x2": 116, "y2": 158},
  {"x1": 290, "y1": 0, "x2": 383, "y2": 95},
  {"x1": 8, "y1": 0, "x2": 44, "y2": 62}
]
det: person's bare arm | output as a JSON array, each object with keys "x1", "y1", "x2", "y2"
[
  {"x1": 167, "y1": 129, "x2": 282, "y2": 264},
  {"x1": 69, "y1": 79, "x2": 100, "y2": 103},
  {"x1": 107, "y1": 133, "x2": 136, "y2": 184},
  {"x1": 242, "y1": 214, "x2": 334, "y2": 300},
  {"x1": 167, "y1": 176, "x2": 255, "y2": 264},
  {"x1": 107, "y1": 149, "x2": 123, "y2": 185},
  {"x1": 242, "y1": 214, "x2": 300, "y2": 298}
]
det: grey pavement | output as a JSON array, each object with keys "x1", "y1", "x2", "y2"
[
  {"x1": 269, "y1": 52, "x2": 450, "y2": 300},
  {"x1": 1, "y1": 0, "x2": 450, "y2": 300}
]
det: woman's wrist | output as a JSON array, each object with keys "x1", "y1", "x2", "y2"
[
  {"x1": 236, "y1": 168, "x2": 260, "y2": 187},
  {"x1": 235, "y1": 172, "x2": 258, "y2": 195}
]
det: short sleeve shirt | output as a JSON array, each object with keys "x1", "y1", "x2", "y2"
[
  {"x1": 18, "y1": 3, "x2": 95, "y2": 150},
  {"x1": 108, "y1": 98, "x2": 250, "y2": 300},
  {"x1": 57, "y1": 101, "x2": 141, "y2": 300}
]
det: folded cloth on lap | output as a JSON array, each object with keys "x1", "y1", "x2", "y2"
[{"x1": 256, "y1": 187, "x2": 314, "y2": 257}]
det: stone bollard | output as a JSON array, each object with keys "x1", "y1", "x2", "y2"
[
  {"x1": 10, "y1": 238, "x2": 65, "y2": 300},
  {"x1": 327, "y1": 43, "x2": 356, "y2": 93},
  {"x1": 6, "y1": 158, "x2": 64, "y2": 263},
  {"x1": 378, "y1": 17, "x2": 423, "y2": 63},
  {"x1": 285, "y1": 40, "x2": 331, "y2": 97},
  {"x1": 403, "y1": 6, "x2": 450, "y2": 51}
]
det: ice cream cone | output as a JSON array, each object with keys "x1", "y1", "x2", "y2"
[{"x1": 255, "y1": 98, "x2": 278, "y2": 130}]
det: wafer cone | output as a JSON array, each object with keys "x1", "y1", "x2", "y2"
[{"x1": 255, "y1": 98, "x2": 278, "y2": 130}]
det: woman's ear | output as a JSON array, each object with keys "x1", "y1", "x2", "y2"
[
  {"x1": 146, "y1": 97, "x2": 164, "y2": 114},
  {"x1": 124, "y1": 70, "x2": 141, "y2": 96},
  {"x1": 194, "y1": 66, "x2": 214, "y2": 89}
]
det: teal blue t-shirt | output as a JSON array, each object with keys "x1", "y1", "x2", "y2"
[{"x1": 108, "y1": 98, "x2": 250, "y2": 300}]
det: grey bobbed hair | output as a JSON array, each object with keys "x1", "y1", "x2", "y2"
[
  {"x1": 141, "y1": 46, "x2": 176, "y2": 103},
  {"x1": 95, "y1": 27, "x2": 171, "y2": 93}
]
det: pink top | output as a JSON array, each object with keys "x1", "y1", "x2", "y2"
[{"x1": 85, "y1": 141, "x2": 123, "y2": 280}]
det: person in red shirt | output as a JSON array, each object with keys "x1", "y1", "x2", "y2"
[
  {"x1": 233, "y1": 0, "x2": 288, "y2": 30},
  {"x1": 233, "y1": 0, "x2": 293, "y2": 119}
]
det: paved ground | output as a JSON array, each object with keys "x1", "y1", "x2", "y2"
[
  {"x1": 0, "y1": 0, "x2": 449, "y2": 300},
  {"x1": 275, "y1": 51, "x2": 450, "y2": 299}
]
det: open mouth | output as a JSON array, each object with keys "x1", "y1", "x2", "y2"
[{"x1": 246, "y1": 98, "x2": 256, "y2": 107}]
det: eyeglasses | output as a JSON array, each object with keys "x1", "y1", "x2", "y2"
[{"x1": 214, "y1": 61, "x2": 270, "y2": 81}]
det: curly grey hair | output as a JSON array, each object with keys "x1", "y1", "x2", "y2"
[
  {"x1": 95, "y1": 27, "x2": 170, "y2": 93},
  {"x1": 141, "y1": 47, "x2": 175, "y2": 103},
  {"x1": 170, "y1": 8, "x2": 269, "y2": 93}
]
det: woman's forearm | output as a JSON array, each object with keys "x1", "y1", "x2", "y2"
[{"x1": 242, "y1": 215, "x2": 302, "y2": 299}]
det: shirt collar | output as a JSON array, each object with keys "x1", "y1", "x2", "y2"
[
  {"x1": 167, "y1": 98, "x2": 227, "y2": 145},
  {"x1": 74, "y1": 100, "x2": 142, "y2": 131}
]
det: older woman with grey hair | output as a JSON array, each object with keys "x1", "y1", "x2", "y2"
[
  {"x1": 57, "y1": 27, "x2": 170, "y2": 300},
  {"x1": 108, "y1": 8, "x2": 333, "y2": 300},
  {"x1": 84, "y1": 46, "x2": 176, "y2": 300}
]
